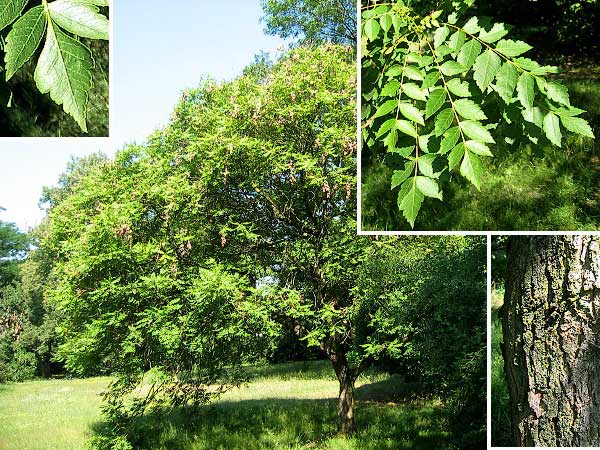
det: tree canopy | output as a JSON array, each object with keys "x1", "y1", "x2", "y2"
[{"x1": 261, "y1": 0, "x2": 356, "y2": 45}]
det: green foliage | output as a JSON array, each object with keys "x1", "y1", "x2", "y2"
[
  {"x1": 361, "y1": 1, "x2": 595, "y2": 227},
  {"x1": 261, "y1": 0, "x2": 355, "y2": 45},
  {"x1": 0, "y1": 363, "x2": 457, "y2": 450},
  {"x1": 1, "y1": 0, "x2": 109, "y2": 132},
  {"x1": 0, "y1": 217, "x2": 28, "y2": 287},
  {"x1": 40, "y1": 46, "x2": 355, "y2": 439}
]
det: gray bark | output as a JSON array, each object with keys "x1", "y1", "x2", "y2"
[{"x1": 503, "y1": 236, "x2": 600, "y2": 446}]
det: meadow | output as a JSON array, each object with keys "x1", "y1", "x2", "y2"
[
  {"x1": 0, "y1": 361, "x2": 453, "y2": 450},
  {"x1": 362, "y1": 72, "x2": 600, "y2": 231}
]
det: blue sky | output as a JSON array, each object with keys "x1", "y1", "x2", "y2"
[{"x1": 0, "y1": 0, "x2": 286, "y2": 231}]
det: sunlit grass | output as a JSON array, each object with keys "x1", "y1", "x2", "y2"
[
  {"x1": 0, "y1": 361, "x2": 455, "y2": 450},
  {"x1": 361, "y1": 75, "x2": 600, "y2": 231}
]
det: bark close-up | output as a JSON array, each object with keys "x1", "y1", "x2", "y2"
[{"x1": 503, "y1": 236, "x2": 600, "y2": 447}]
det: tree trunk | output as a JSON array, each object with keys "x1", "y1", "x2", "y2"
[
  {"x1": 329, "y1": 351, "x2": 357, "y2": 434},
  {"x1": 502, "y1": 236, "x2": 600, "y2": 447}
]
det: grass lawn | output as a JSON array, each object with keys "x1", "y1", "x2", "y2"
[
  {"x1": 361, "y1": 71, "x2": 600, "y2": 231},
  {"x1": 0, "y1": 361, "x2": 453, "y2": 450}
]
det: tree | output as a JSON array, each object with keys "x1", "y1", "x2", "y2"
[
  {"x1": 0, "y1": 216, "x2": 28, "y2": 286},
  {"x1": 40, "y1": 45, "x2": 355, "y2": 442},
  {"x1": 261, "y1": 0, "x2": 356, "y2": 45},
  {"x1": 502, "y1": 236, "x2": 600, "y2": 446},
  {"x1": 361, "y1": 1, "x2": 594, "y2": 227}
]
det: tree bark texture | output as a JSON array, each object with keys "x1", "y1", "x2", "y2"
[
  {"x1": 329, "y1": 351, "x2": 357, "y2": 434},
  {"x1": 503, "y1": 236, "x2": 600, "y2": 447}
]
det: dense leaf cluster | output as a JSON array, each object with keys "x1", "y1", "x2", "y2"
[{"x1": 361, "y1": 0, "x2": 594, "y2": 227}]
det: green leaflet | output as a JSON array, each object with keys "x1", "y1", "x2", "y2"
[
  {"x1": 402, "y1": 83, "x2": 428, "y2": 101},
  {"x1": 560, "y1": 115, "x2": 595, "y2": 139},
  {"x1": 391, "y1": 161, "x2": 415, "y2": 189},
  {"x1": 398, "y1": 103, "x2": 425, "y2": 125},
  {"x1": 495, "y1": 39, "x2": 532, "y2": 57},
  {"x1": 440, "y1": 61, "x2": 465, "y2": 76},
  {"x1": 34, "y1": 21, "x2": 94, "y2": 132},
  {"x1": 398, "y1": 179, "x2": 424, "y2": 228},
  {"x1": 460, "y1": 150, "x2": 483, "y2": 189},
  {"x1": 380, "y1": 80, "x2": 400, "y2": 97},
  {"x1": 446, "y1": 78, "x2": 471, "y2": 97},
  {"x1": 435, "y1": 108, "x2": 454, "y2": 137},
  {"x1": 448, "y1": 142, "x2": 465, "y2": 169},
  {"x1": 517, "y1": 72, "x2": 535, "y2": 109},
  {"x1": 473, "y1": 49, "x2": 501, "y2": 91},
  {"x1": 494, "y1": 62, "x2": 518, "y2": 104},
  {"x1": 457, "y1": 39, "x2": 481, "y2": 69},
  {"x1": 448, "y1": 30, "x2": 465, "y2": 52},
  {"x1": 0, "y1": 0, "x2": 27, "y2": 31},
  {"x1": 396, "y1": 119, "x2": 418, "y2": 138},
  {"x1": 479, "y1": 23, "x2": 508, "y2": 43},
  {"x1": 425, "y1": 88, "x2": 446, "y2": 119},
  {"x1": 543, "y1": 112, "x2": 562, "y2": 147},
  {"x1": 462, "y1": 17, "x2": 479, "y2": 34},
  {"x1": 440, "y1": 127, "x2": 460, "y2": 154},
  {"x1": 433, "y1": 26, "x2": 449, "y2": 48},
  {"x1": 404, "y1": 65, "x2": 425, "y2": 81},
  {"x1": 4, "y1": 5, "x2": 46, "y2": 80},
  {"x1": 374, "y1": 100, "x2": 397, "y2": 119},
  {"x1": 364, "y1": 18, "x2": 380, "y2": 41},
  {"x1": 417, "y1": 154, "x2": 437, "y2": 178},
  {"x1": 415, "y1": 176, "x2": 442, "y2": 199},
  {"x1": 545, "y1": 82, "x2": 570, "y2": 106},
  {"x1": 465, "y1": 140, "x2": 493, "y2": 157},
  {"x1": 48, "y1": 0, "x2": 109, "y2": 40},
  {"x1": 380, "y1": 13, "x2": 392, "y2": 32},
  {"x1": 453, "y1": 99, "x2": 487, "y2": 121},
  {"x1": 460, "y1": 120, "x2": 495, "y2": 143}
]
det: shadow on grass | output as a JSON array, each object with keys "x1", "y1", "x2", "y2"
[
  {"x1": 243, "y1": 359, "x2": 335, "y2": 382},
  {"x1": 90, "y1": 395, "x2": 451, "y2": 450},
  {"x1": 361, "y1": 76, "x2": 600, "y2": 231}
]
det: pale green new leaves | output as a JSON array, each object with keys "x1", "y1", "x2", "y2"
[
  {"x1": 48, "y1": 0, "x2": 109, "y2": 40},
  {"x1": 34, "y1": 22, "x2": 94, "y2": 132},
  {"x1": 399, "y1": 103, "x2": 425, "y2": 125}
]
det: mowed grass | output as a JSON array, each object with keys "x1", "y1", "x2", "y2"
[
  {"x1": 361, "y1": 74, "x2": 600, "y2": 231},
  {"x1": 0, "y1": 376, "x2": 110, "y2": 450},
  {"x1": 0, "y1": 361, "x2": 452, "y2": 450}
]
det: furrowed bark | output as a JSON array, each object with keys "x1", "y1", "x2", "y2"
[
  {"x1": 328, "y1": 348, "x2": 357, "y2": 434},
  {"x1": 503, "y1": 236, "x2": 600, "y2": 446}
]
